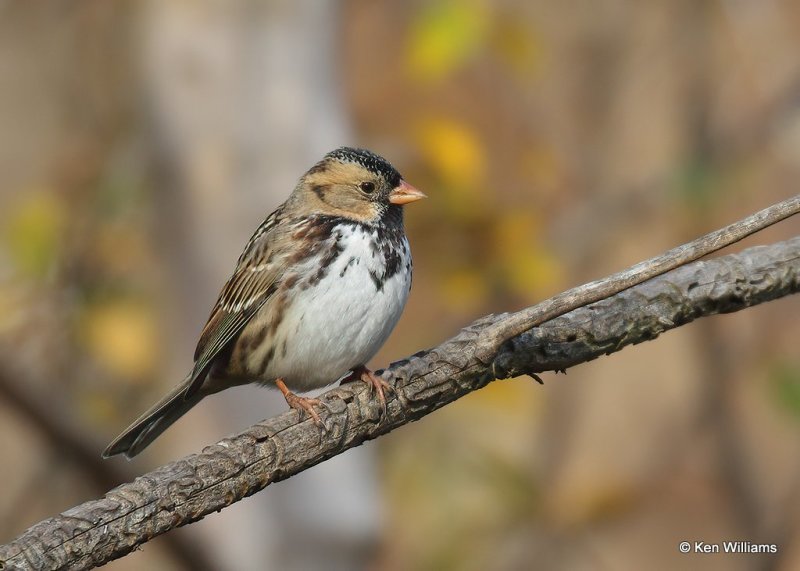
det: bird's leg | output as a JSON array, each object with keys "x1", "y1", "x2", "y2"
[
  {"x1": 340, "y1": 365, "x2": 394, "y2": 415},
  {"x1": 276, "y1": 378, "x2": 329, "y2": 429}
]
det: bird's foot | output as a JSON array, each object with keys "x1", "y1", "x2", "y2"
[
  {"x1": 341, "y1": 365, "x2": 395, "y2": 416},
  {"x1": 276, "y1": 378, "x2": 330, "y2": 430}
]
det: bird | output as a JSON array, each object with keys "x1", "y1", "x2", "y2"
[{"x1": 103, "y1": 147, "x2": 425, "y2": 458}]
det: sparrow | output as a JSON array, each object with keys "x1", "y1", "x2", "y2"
[{"x1": 103, "y1": 147, "x2": 425, "y2": 458}]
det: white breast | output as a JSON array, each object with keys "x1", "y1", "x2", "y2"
[{"x1": 267, "y1": 224, "x2": 411, "y2": 391}]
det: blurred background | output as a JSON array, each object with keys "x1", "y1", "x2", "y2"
[{"x1": 1, "y1": 1, "x2": 799, "y2": 570}]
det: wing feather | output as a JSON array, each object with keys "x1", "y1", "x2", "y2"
[{"x1": 184, "y1": 206, "x2": 289, "y2": 397}]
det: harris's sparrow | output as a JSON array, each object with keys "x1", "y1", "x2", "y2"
[{"x1": 103, "y1": 147, "x2": 425, "y2": 458}]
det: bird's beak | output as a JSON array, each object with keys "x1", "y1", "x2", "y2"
[{"x1": 389, "y1": 180, "x2": 427, "y2": 205}]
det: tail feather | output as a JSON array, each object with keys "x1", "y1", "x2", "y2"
[{"x1": 103, "y1": 375, "x2": 203, "y2": 459}]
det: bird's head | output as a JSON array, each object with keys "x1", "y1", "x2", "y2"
[{"x1": 296, "y1": 147, "x2": 426, "y2": 223}]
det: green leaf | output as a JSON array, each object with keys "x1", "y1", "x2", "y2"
[
  {"x1": 770, "y1": 361, "x2": 800, "y2": 418},
  {"x1": 406, "y1": 0, "x2": 489, "y2": 82},
  {"x1": 4, "y1": 190, "x2": 64, "y2": 279}
]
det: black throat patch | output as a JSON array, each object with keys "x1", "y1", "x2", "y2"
[{"x1": 291, "y1": 213, "x2": 408, "y2": 294}]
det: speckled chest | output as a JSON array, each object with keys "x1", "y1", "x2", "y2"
[{"x1": 229, "y1": 214, "x2": 412, "y2": 389}]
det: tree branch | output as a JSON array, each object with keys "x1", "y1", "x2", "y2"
[
  {"x1": 1, "y1": 228, "x2": 798, "y2": 571},
  {"x1": 0, "y1": 372, "x2": 217, "y2": 571},
  {"x1": 478, "y1": 194, "x2": 800, "y2": 359}
]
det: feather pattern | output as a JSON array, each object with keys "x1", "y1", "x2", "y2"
[{"x1": 187, "y1": 206, "x2": 288, "y2": 394}]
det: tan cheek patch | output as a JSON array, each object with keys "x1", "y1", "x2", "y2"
[
  {"x1": 304, "y1": 164, "x2": 380, "y2": 221},
  {"x1": 344, "y1": 198, "x2": 379, "y2": 221}
]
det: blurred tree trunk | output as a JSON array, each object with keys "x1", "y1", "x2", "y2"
[{"x1": 141, "y1": 1, "x2": 379, "y2": 569}]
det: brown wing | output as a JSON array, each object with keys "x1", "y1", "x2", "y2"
[{"x1": 184, "y1": 205, "x2": 289, "y2": 397}]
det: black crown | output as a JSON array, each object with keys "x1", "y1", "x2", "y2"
[{"x1": 326, "y1": 147, "x2": 402, "y2": 187}]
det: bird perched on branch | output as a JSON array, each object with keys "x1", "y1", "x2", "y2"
[{"x1": 104, "y1": 147, "x2": 425, "y2": 458}]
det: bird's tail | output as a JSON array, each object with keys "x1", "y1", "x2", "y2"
[{"x1": 102, "y1": 374, "x2": 203, "y2": 459}]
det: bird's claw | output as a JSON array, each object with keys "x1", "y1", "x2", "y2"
[
  {"x1": 341, "y1": 366, "x2": 395, "y2": 417},
  {"x1": 284, "y1": 393, "x2": 331, "y2": 432},
  {"x1": 362, "y1": 369, "x2": 394, "y2": 416}
]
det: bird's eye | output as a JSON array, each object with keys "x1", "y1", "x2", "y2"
[{"x1": 359, "y1": 181, "x2": 376, "y2": 194}]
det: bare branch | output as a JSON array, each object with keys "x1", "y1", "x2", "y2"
[
  {"x1": 0, "y1": 368, "x2": 218, "y2": 571},
  {"x1": 0, "y1": 230, "x2": 798, "y2": 571},
  {"x1": 477, "y1": 194, "x2": 800, "y2": 360}
]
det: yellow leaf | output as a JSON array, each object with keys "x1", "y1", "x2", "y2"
[
  {"x1": 406, "y1": 0, "x2": 489, "y2": 82},
  {"x1": 493, "y1": 212, "x2": 562, "y2": 298},
  {"x1": 506, "y1": 247, "x2": 562, "y2": 299},
  {"x1": 80, "y1": 299, "x2": 160, "y2": 380},
  {"x1": 3, "y1": 190, "x2": 64, "y2": 278},
  {"x1": 415, "y1": 116, "x2": 486, "y2": 200}
]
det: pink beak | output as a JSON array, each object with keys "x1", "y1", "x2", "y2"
[{"x1": 388, "y1": 180, "x2": 427, "y2": 205}]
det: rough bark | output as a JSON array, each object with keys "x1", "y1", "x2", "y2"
[{"x1": 0, "y1": 236, "x2": 797, "y2": 571}]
